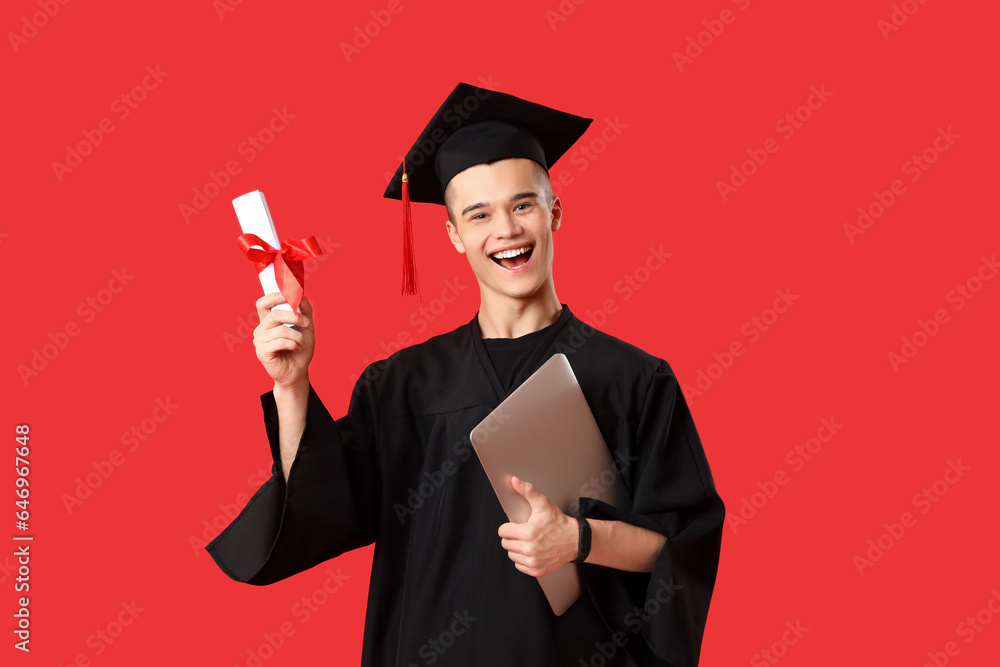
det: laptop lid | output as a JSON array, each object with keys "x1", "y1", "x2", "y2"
[{"x1": 470, "y1": 353, "x2": 632, "y2": 615}]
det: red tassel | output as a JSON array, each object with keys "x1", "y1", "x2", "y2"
[{"x1": 401, "y1": 160, "x2": 421, "y2": 299}]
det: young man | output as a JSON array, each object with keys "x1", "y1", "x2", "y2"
[{"x1": 207, "y1": 83, "x2": 724, "y2": 667}]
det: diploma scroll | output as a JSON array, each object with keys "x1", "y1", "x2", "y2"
[{"x1": 233, "y1": 190, "x2": 297, "y2": 328}]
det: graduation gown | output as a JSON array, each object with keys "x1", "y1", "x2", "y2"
[{"x1": 207, "y1": 303, "x2": 724, "y2": 667}]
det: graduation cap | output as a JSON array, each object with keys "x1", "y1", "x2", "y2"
[{"x1": 383, "y1": 82, "x2": 593, "y2": 297}]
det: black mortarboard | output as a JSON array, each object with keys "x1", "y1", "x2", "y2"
[{"x1": 383, "y1": 82, "x2": 593, "y2": 297}]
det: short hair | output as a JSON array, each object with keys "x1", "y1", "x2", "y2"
[{"x1": 444, "y1": 159, "x2": 554, "y2": 223}]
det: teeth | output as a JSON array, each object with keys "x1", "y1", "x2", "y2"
[{"x1": 491, "y1": 246, "x2": 531, "y2": 260}]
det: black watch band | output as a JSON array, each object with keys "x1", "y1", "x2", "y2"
[{"x1": 573, "y1": 516, "x2": 592, "y2": 563}]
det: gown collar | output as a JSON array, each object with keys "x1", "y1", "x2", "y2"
[{"x1": 469, "y1": 303, "x2": 575, "y2": 401}]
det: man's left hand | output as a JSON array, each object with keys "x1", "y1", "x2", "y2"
[{"x1": 498, "y1": 476, "x2": 579, "y2": 578}]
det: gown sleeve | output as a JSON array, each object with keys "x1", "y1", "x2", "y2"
[
  {"x1": 205, "y1": 375, "x2": 381, "y2": 585},
  {"x1": 577, "y1": 360, "x2": 725, "y2": 667}
]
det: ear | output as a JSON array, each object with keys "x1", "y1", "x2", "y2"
[
  {"x1": 445, "y1": 218, "x2": 466, "y2": 254},
  {"x1": 550, "y1": 196, "x2": 563, "y2": 232}
]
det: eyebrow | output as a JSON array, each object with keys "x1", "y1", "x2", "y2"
[{"x1": 461, "y1": 191, "x2": 540, "y2": 217}]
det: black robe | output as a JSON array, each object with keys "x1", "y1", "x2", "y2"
[{"x1": 206, "y1": 304, "x2": 724, "y2": 667}]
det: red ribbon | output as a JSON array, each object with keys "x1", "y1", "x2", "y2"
[{"x1": 236, "y1": 233, "x2": 323, "y2": 316}]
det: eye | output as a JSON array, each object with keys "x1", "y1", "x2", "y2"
[
  {"x1": 514, "y1": 203, "x2": 532, "y2": 211},
  {"x1": 470, "y1": 213, "x2": 487, "y2": 220}
]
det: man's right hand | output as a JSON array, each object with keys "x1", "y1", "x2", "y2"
[{"x1": 254, "y1": 292, "x2": 315, "y2": 392}]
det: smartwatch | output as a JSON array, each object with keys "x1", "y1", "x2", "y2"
[{"x1": 573, "y1": 516, "x2": 592, "y2": 563}]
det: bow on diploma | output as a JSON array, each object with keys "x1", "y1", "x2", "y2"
[{"x1": 236, "y1": 233, "x2": 323, "y2": 316}]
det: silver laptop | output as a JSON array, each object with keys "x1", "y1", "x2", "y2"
[{"x1": 470, "y1": 353, "x2": 632, "y2": 615}]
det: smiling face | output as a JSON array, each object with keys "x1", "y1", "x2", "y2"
[{"x1": 444, "y1": 158, "x2": 562, "y2": 306}]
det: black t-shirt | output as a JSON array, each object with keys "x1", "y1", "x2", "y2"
[{"x1": 481, "y1": 321, "x2": 555, "y2": 394}]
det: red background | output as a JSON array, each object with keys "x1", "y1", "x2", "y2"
[{"x1": 5, "y1": 0, "x2": 998, "y2": 665}]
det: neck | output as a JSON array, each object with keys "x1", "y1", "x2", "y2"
[{"x1": 477, "y1": 285, "x2": 562, "y2": 339}]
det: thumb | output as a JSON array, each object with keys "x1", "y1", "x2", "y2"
[{"x1": 512, "y1": 476, "x2": 549, "y2": 513}]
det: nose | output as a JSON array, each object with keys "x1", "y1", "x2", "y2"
[{"x1": 493, "y1": 209, "x2": 523, "y2": 238}]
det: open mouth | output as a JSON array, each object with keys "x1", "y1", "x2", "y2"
[{"x1": 490, "y1": 244, "x2": 534, "y2": 271}]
